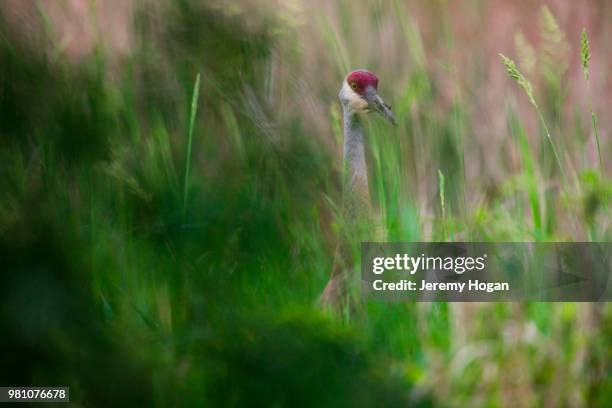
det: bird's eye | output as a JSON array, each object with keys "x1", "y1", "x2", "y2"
[{"x1": 350, "y1": 82, "x2": 357, "y2": 90}]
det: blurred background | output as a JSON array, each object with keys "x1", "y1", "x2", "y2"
[{"x1": 0, "y1": 0, "x2": 610, "y2": 406}]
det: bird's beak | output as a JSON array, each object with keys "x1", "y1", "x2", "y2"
[{"x1": 364, "y1": 87, "x2": 397, "y2": 126}]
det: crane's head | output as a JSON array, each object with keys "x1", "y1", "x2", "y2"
[{"x1": 339, "y1": 69, "x2": 397, "y2": 125}]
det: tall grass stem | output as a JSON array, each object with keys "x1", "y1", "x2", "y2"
[
  {"x1": 500, "y1": 54, "x2": 566, "y2": 180},
  {"x1": 438, "y1": 169, "x2": 447, "y2": 239},
  {"x1": 581, "y1": 28, "x2": 602, "y2": 167},
  {"x1": 183, "y1": 73, "x2": 201, "y2": 215},
  {"x1": 534, "y1": 105, "x2": 566, "y2": 180}
]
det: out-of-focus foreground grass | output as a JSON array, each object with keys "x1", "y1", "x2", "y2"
[{"x1": 0, "y1": 0, "x2": 610, "y2": 406}]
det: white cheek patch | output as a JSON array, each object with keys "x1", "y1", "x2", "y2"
[{"x1": 342, "y1": 81, "x2": 368, "y2": 113}]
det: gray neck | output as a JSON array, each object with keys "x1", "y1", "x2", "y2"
[{"x1": 342, "y1": 109, "x2": 370, "y2": 217}]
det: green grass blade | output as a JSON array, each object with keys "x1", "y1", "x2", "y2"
[
  {"x1": 183, "y1": 73, "x2": 201, "y2": 215},
  {"x1": 438, "y1": 169, "x2": 447, "y2": 239},
  {"x1": 591, "y1": 112, "x2": 602, "y2": 167}
]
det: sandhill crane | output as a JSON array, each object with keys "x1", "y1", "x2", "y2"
[{"x1": 320, "y1": 69, "x2": 396, "y2": 310}]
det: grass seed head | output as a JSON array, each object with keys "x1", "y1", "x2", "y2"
[
  {"x1": 581, "y1": 28, "x2": 591, "y2": 80},
  {"x1": 499, "y1": 53, "x2": 536, "y2": 107}
]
